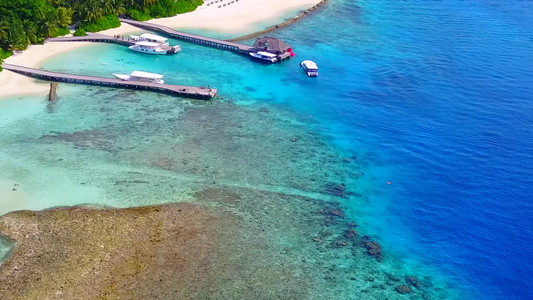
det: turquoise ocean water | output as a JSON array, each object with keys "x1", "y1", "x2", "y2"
[{"x1": 1, "y1": 0, "x2": 532, "y2": 298}]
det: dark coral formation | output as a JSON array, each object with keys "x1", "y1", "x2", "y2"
[
  {"x1": 323, "y1": 182, "x2": 348, "y2": 197},
  {"x1": 347, "y1": 222, "x2": 358, "y2": 228},
  {"x1": 331, "y1": 239, "x2": 348, "y2": 248},
  {"x1": 319, "y1": 208, "x2": 345, "y2": 218},
  {"x1": 406, "y1": 276, "x2": 422, "y2": 288},
  {"x1": 396, "y1": 285, "x2": 413, "y2": 294},
  {"x1": 364, "y1": 240, "x2": 383, "y2": 261},
  {"x1": 344, "y1": 228, "x2": 359, "y2": 239},
  {"x1": 40, "y1": 127, "x2": 118, "y2": 152}
]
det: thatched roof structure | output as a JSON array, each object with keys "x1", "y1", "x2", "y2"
[{"x1": 252, "y1": 37, "x2": 291, "y2": 54}]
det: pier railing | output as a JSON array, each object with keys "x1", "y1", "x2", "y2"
[{"x1": 48, "y1": 33, "x2": 136, "y2": 46}]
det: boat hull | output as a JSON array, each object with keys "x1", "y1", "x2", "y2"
[
  {"x1": 129, "y1": 46, "x2": 167, "y2": 55},
  {"x1": 249, "y1": 53, "x2": 277, "y2": 64},
  {"x1": 304, "y1": 70, "x2": 318, "y2": 77}
]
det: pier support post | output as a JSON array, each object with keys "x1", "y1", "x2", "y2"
[{"x1": 48, "y1": 82, "x2": 58, "y2": 101}]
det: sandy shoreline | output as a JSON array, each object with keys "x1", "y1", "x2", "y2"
[
  {"x1": 150, "y1": 0, "x2": 324, "y2": 33},
  {"x1": 0, "y1": 0, "x2": 322, "y2": 99}
]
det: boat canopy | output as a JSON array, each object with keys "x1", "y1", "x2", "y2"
[
  {"x1": 302, "y1": 60, "x2": 318, "y2": 69},
  {"x1": 130, "y1": 71, "x2": 164, "y2": 79},
  {"x1": 140, "y1": 33, "x2": 168, "y2": 43},
  {"x1": 257, "y1": 51, "x2": 277, "y2": 58},
  {"x1": 135, "y1": 41, "x2": 161, "y2": 47}
]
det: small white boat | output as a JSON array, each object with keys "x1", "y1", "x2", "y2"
[
  {"x1": 249, "y1": 51, "x2": 278, "y2": 63},
  {"x1": 129, "y1": 41, "x2": 168, "y2": 55},
  {"x1": 300, "y1": 60, "x2": 318, "y2": 77},
  {"x1": 113, "y1": 71, "x2": 164, "y2": 84}
]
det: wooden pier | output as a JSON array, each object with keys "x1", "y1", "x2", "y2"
[
  {"x1": 119, "y1": 18, "x2": 255, "y2": 54},
  {"x1": 48, "y1": 33, "x2": 135, "y2": 46},
  {"x1": 1, "y1": 63, "x2": 217, "y2": 100}
]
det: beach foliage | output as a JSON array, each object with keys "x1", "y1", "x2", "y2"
[
  {"x1": 0, "y1": 0, "x2": 203, "y2": 71},
  {"x1": 0, "y1": 48, "x2": 13, "y2": 72},
  {"x1": 0, "y1": 0, "x2": 72, "y2": 52},
  {"x1": 0, "y1": 49, "x2": 12, "y2": 60},
  {"x1": 73, "y1": 28, "x2": 86, "y2": 37},
  {"x1": 79, "y1": 15, "x2": 121, "y2": 33},
  {"x1": 127, "y1": 0, "x2": 204, "y2": 20}
]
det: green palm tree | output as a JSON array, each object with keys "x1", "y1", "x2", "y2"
[
  {"x1": 112, "y1": 0, "x2": 126, "y2": 15},
  {"x1": 41, "y1": 12, "x2": 59, "y2": 37},
  {"x1": 6, "y1": 30, "x2": 27, "y2": 51},
  {"x1": 115, "y1": 5, "x2": 126, "y2": 16},
  {"x1": 56, "y1": 7, "x2": 73, "y2": 28},
  {"x1": 49, "y1": 0, "x2": 66, "y2": 5},
  {"x1": 0, "y1": 21, "x2": 9, "y2": 40},
  {"x1": 35, "y1": 6, "x2": 47, "y2": 22},
  {"x1": 72, "y1": 2, "x2": 87, "y2": 23},
  {"x1": 41, "y1": 21, "x2": 58, "y2": 37},
  {"x1": 22, "y1": 20, "x2": 38, "y2": 44},
  {"x1": 97, "y1": 0, "x2": 111, "y2": 15},
  {"x1": 130, "y1": 0, "x2": 157, "y2": 10},
  {"x1": 144, "y1": 0, "x2": 158, "y2": 6},
  {"x1": 86, "y1": 7, "x2": 104, "y2": 22}
]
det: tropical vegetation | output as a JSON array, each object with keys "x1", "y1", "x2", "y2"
[{"x1": 0, "y1": 0, "x2": 203, "y2": 70}]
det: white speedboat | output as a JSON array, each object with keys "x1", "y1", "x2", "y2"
[
  {"x1": 300, "y1": 60, "x2": 318, "y2": 77},
  {"x1": 249, "y1": 51, "x2": 278, "y2": 63},
  {"x1": 129, "y1": 41, "x2": 168, "y2": 55},
  {"x1": 113, "y1": 71, "x2": 164, "y2": 84}
]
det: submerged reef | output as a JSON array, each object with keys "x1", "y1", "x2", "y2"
[{"x1": 0, "y1": 186, "x2": 452, "y2": 299}]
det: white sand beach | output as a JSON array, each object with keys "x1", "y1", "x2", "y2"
[
  {"x1": 150, "y1": 0, "x2": 324, "y2": 33},
  {"x1": 0, "y1": 0, "x2": 323, "y2": 99}
]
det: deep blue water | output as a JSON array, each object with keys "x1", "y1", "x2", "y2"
[
  {"x1": 255, "y1": 0, "x2": 533, "y2": 297},
  {"x1": 20, "y1": 0, "x2": 533, "y2": 298},
  {"x1": 291, "y1": 0, "x2": 533, "y2": 298}
]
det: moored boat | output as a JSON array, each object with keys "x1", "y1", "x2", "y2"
[
  {"x1": 128, "y1": 33, "x2": 181, "y2": 55},
  {"x1": 129, "y1": 41, "x2": 168, "y2": 55},
  {"x1": 249, "y1": 51, "x2": 278, "y2": 63},
  {"x1": 300, "y1": 60, "x2": 318, "y2": 77},
  {"x1": 113, "y1": 71, "x2": 164, "y2": 84}
]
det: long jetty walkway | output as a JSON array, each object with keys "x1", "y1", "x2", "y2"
[
  {"x1": 2, "y1": 64, "x2": 217, "y2": 100},
  {"x1": 48, "y1": 33, "x2": 180, "y2": 54},
  {"x1": 119, "y1": 18, "x2": 254, "y2": 54},
  {"x1": 48, "y1": 33, "x2": 136, "y2": 46}
]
